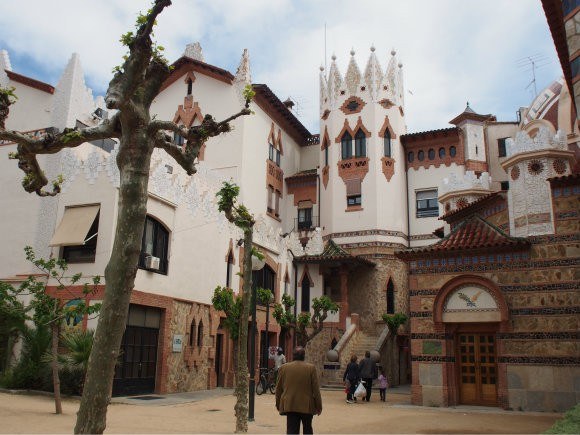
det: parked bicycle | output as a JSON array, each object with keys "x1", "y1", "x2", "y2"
[{"x1": 256, "y1": 367, "x2": 276, "y2": 395}]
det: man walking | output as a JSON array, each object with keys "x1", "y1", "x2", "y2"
[
  {"x1": 358, "y1": 350, "x2": 378, "y2": 402},
  {"x1": 275, "y1": 347, "x2": 322, "y2": 434}
]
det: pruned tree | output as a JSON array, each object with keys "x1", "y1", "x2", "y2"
[
  {"x1": 273, "y1": 293, "x2": 338, "y2": 347},
  {"x1": 211, "y1": 285, "x2": 243, "y2": 380},
  {"x1": 0, "y1": 246, "x2": 100, "y2": 415},
  {"x1": 0, "y1": 1, "x2": 251, "y2": 433},
  {"x1": 216, "y1": 181, "x2": 256, "y2": 433}
]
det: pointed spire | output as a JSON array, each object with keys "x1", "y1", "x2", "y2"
[
  {"x1": 464, "y1": 101, "x2": 475, "y2": 113},
  {"x1": 234, "y1": 48, "x2": 251, "y2": 85},
  {"x1": 0, "y1": 49, "x2": 10, "y2": 87},
  {"x1": 51, "y1": 53, "x2": 95, "y2": 129},
  {"x1": 396, "y1": 60, "x2": 405, "y2": 107},
  {"x1": 233, "y1": 49, "x2": 252, "y2": 106},
  {"x1": 364, "y1": 45, "x2": 383, "y2": 101},
  {"x1": 383, "y1": 48, "x2": 397, "y2": 99},
  {"x1": 345, "y1": 48, "x2": 361, "y2": 95},
  {"x1": 327, "y1": 53, "x2": 343, "y2": 107},
  {"x1": 183, "y1": 42, "x2": 205, "y2": 62},
  {"x1": 319, "y1": 64, "x2": 328, "y2": 111}
]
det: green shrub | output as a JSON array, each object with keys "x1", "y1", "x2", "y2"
[
  {"x1": 59, "y1": 366, "x2": 85, "y2": 396},
  {"x1": 545, "y1": 403, "x2": 580, "y2": 434}
]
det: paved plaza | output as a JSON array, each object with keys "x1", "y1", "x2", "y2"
[{"x1": 0, "y1": 387, "x2": 561, "y2": 433}]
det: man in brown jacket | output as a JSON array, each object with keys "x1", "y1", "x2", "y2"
[{"x1": 275, "y1": 347, "x2": 322, "y2": 434}]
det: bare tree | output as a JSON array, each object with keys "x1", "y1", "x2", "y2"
[
  {"x1": 0, "y1": 1, "x2": 251, "y2": 433},
  {"x1": 216, "y1": 181, "x2": 258, "y2": 433}
]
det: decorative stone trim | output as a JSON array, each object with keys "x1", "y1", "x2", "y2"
[
  {"x1": 345, "y1": 205, "x2": 363, "y2": 212},
  {"x1": 409, "y1": 234, "x2": 440, "y2": 241},
  {"x1": 337, "y1": 156, "x2": 369, "y2": 182},
  {"x1": 497, "y1": 356, "x2": 580, "y2": 365},
  {"x1": 381, "y1": 156, "x2": 395, "y2": 181},
  {"x1": 353, "y1": 116, "x2": 371, "y2": 138},
  {"x1": 334, "y1": 118, "x2": 354, "y2": 143},
  {"x1": 514, "y1": 212, "x2": 551, "y2": 228},
  {"x1": 320, "y1": 126, "x2": 330, "y2": 150},
  {"x1": 322, "y1": 165, "x2": 329, "y2": 189},
  {"x1": 266, "y1": 159, "x2": 284, "y2": 193},
  {"x1": 497, "y1": 332, "x2": 579, "y2": 340},
  {"x1": 323, "y1": 228, "x2": 408, "y2": 240},
  {"x1": 378, "y1": 98, "x2": 395, "y2": 109},
  {"x1": 339, "y1": 96, "x2": 366, "y2": 115},
  {"x1": 411, "y1": 355, "x2": 455, "y2": 362},
  {"x1": 410, "y1": 311, "x2": 432, "y2": 318},
  {"x1": 378, "y1": 115, "x2": 397, "y2": 139},
  {"x1": 553, "y1": 158, "x2": 567, "y2": 174},
  {"x1": 409, "y1": 257, "x2": 579, "y2": 274},
  {"x1": 499, "y1": 282, "x2": 579, "y2": 292},
  {"x1": 527, "y1": 160, "x2": 544, "y2": 175},
  {"x1": 510, "y1": 306, "x2": 579, "y2": 316},
  {"x1": 339, "y1": 241, "x2": 407, "y2": 249},
  {"x1": 410, "y1": 289, "x2": 439, "y2": 296}
]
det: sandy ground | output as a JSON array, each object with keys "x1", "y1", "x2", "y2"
[{"x1": 0, "y1": 389, "x2": 561, "y2": 434}]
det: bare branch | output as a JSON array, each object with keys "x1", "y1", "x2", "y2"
[
  {"x1": 153, "y1": 132, "x2": 197, "y2": 175},
  {"x1": 105, "y1": 0, "x2": 172, "y2": 110},
  {"x1": 143, "y1": 59, "x2": 171, "y2": 106},
  {"x1": 0, "y1": 114, "x2": 121, "y2": 196},
  {"x1": 150, "y1": 107, "x2": 251, "y2": 175}
]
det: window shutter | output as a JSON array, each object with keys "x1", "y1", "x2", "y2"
[{"x1": 346, "y1": 178, "x2": 361, "y2": 195}]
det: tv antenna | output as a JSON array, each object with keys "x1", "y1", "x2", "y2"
[{"x1": 516, "y1": 53, "x2": 551, "y2": 98}]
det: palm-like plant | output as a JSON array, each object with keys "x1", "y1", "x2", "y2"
[{"x1": 60, "y1": 329, "x2": 94, "y2": 372}]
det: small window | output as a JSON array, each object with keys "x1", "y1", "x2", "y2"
[
  {"x1": 500, "y1": 181, "x2": 509, "y2": 191},
  {"x1": 61, "y1": 211, "x2": 99, "y2": 264},
  {"x1": 347, "y1": 195, "x2": 362, "y2": 206},
  {"x1": 226, "y1": 251, "x2": 234, "y2": 287},
  {"x1": 418, "y1": 150, "x2": 425, "y2": 161},
  {"x1": 386, "y1": 279, "x2": 395, "y2": 314},
  {"x1": 268, "y1": 143, "x2": 275, "y2": 163},
  {"x1": 139, "y1": 216, "x2": 170, "y2": 275},
  {"x1": 416, "y1": 189, "x2": 438, "y2": 218},
  {"x1": 298, "y1": 207, "x2": 313, "y2": 230},
  {"x1": 301, "y1": 279, "x2": 311, "y2": 312},
  {"x1": 384, "y1": 130, "x2": 392, "y2": 157},
  {"x1": 187, "y1": 78, "x2": 193, "y2": 95},
  {"x1": 275, "y1": 149, "x2": 281, "y2": 166},
  {"x1": 498, "y1": 138, "x2": 508, "y2": 158},
  {"x1": 324, "y1": 146, "x2": 329, "y2": 166},
  {"x1": 407, "y1": 151, "x2": 414, "y2": 162},
  {"x1": 354, "y1": 130, "x2": 366, "y2": 157},
  {"x1": 439, "y1": 147, "x2": 446, "y2": 158},
  {"x1": 189, "y1": 320, "x2": 196, "y2": 347},
  {"x1": 341, "y1": 132, "x2": 352, "y2": 160},
  {"x1": 197, "y1": 320, "x2": 204, "y2": 347},
  {"x1": 173, "y1": 131, "x2": 184, "y2": 146},
  {"x1": 450, "y1": 146, "x2": 457, "y2": 157},
  {"x1": 428, "y1": 148, "x2": 435, "y2": 160}
]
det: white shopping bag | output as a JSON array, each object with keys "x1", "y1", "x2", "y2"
[{"x1": 354, "y1": 381, "x2": 366, "y2": 398}]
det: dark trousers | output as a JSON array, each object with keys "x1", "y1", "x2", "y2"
[
  {"x1": 362, "y1": 378, "x2": 373, "y2": 401},
  {"x1": 346, "y1": 380, "x2": 357, "y2": 400},
  {"x1": 286, "y1": 412, "x2": 313, "y2": 434},
  {"x1": 379, "y1": 388, "x2": 386, "y2": 401}
]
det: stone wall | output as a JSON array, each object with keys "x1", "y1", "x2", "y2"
[{"x1": 406, "y1": 219, "x2": 579, "y2": 411}]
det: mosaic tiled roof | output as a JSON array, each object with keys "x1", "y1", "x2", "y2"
[
  {"x1": 295, "y1": 239, "x2": 374, "y2": 266},
  {"x1": 440, "y1": 191, "x2": 505, "y2": 222},
  {"x1": 396, "y1": 215, "x2": 529, "y2": 259}
]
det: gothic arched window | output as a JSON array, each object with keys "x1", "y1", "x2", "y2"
[
  {"x1": 354, "y1": 130, "x2": 366, "y2": 157},
  {"x1": 386, "y1": 279, "x2": 395, "y2": 314},
  {"x1": 197, "y1": 320, "x2": 204, "y2": 347},
  {"x1": 341, "y1": 132, "x2": 352, "y2": 160},
  {"x1": 189, "y1": 320, "x2": 196, "y2": 346},
  {"x1": 384, "y1": 129, "x2": 392, "y2": 157}
]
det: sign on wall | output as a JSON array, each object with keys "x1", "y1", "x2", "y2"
[
  {"x1": 443, "y1": 285, "x2": 500, "y2": 322},
  {"x1": 172, "y1": 334, "x2": 184, "y2": 352}
]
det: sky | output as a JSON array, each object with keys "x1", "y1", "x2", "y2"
[{"x1": 0, "y1": 0, "x2": 563, "y2": 134}]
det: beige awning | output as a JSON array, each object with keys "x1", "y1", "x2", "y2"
[{"x1": 49, "y1": 205, "x2": 100, "y2": 247}]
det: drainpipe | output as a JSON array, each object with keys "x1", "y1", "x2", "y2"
[
  {"x1": 293, "y1": 259, "x2": 298, "y2": 348},
  {"x1": 404, "y1": 150, "x2": 410, "y2": 247},
  {"x1": 317, "y1": 168, "x2": 321, "y2": 229}
]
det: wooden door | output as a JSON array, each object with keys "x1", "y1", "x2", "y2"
[{"x1": 457, "y1": 333, "x2": 497, "y2": 405}]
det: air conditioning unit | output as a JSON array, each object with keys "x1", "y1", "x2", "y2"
[{"x1": 145, "y1": 255, "x2": 160, "y2": 270}]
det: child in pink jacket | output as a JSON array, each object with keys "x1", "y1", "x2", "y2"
[{"x1": 378, "y1": 367, "x2": 388, "y2": 402}]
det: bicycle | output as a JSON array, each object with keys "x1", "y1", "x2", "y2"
[{"x1": 256, "y1": 367, "x2": 276, "y2": 395}]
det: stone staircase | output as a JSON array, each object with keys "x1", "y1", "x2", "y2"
[{"x1": 321, "y1": 331, "x2": 380, "y2": 390}]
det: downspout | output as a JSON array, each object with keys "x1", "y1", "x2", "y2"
[
  {"x1": 404, "y1": 146, "x2": 411, "y2": 248},
  {"x1": 293, "y1": 258, "x2": 298, "y2": 348},
  {"x1": 317, "y1": 169, "x2": 321, "y2": 229}
]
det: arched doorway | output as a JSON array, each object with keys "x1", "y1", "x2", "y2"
[{"x1": 434, "y1": 276, "x2": 510, "y2": 407}]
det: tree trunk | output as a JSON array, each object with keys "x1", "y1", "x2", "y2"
[
  {"x1": 51, "y1": 322, "x2": 62, "y2": 415},
  {"x1": 74, "y1": 131, "x2": 152, "y2": 434},
  {"x1": 385, "y1": 337, "x2": 400, "y2": 387},
  {"x1": 234, "y1": 229, "x2": 252, "y2": 433}
]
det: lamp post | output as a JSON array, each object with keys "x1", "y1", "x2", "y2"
[{"x1": 248, "y1": 254, "x2": 265, "y2": 422}]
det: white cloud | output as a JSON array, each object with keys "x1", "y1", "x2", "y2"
[{"x1": 0, "y1": 0, "x2": 563, "y2": 134}]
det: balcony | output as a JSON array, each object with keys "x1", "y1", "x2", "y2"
[{"x1": 295, "y1": 215, "x2": 319, "y2": 231}]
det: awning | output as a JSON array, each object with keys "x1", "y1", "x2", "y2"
[{"x1": 49, "y1": 205, "x2": 100, "y2": 247}]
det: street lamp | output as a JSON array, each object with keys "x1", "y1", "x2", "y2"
[{"x1": 248, "y1": 253, "x2": 265, "y2": 422}]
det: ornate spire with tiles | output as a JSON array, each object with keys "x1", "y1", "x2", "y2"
[
  {"x1": 364, "y1": 45, "x2": 383, "y2": 101},
  {"x1": 183, "y1": 42, "x2": 205, "y2": 62}
]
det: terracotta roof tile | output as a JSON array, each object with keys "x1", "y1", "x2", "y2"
[
  {"x1": 396, "y1": 215, "x2": 529, "y2": 259},
  {"x1": 295, "y1": 239, "x2": 374, "y2": 266},
  {"x1": 440, "y1": 191, "x2": 505, "y2": 221}
]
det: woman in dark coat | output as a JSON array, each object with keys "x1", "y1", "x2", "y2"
[{"x1": 343, "y1": 355, "x2": 360, "y2": 403}]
